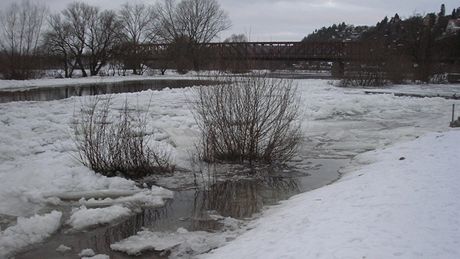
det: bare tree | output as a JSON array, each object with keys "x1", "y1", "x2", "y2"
[
  {"x1": 46, "y1": 2, "x2": 121, "y2": 77},
  {"x1": 157, "y1": 0, "x2": 231, "y2": 70},
  {"x1": 61, "y1": 2, "x2": 96, "y2": 77},
  {"x1": 224, "y1": 33, "x2": 248, "y2": 43},
  {"x1": 0, "y1": 0, "x2": 47, "y2": 79},
  {"x1": 157, "y1": 0, "x2": 230, "y2": 43},
  {"x1": 118, "y1": 2, "x2": 158, "y2": 75},
  {"x1": 86, "y1": 9, "x2": 120, "y2": 76},
  {"x1": 193, "y1": 73, "x2": 301, "y2": 165},
  {"x1": 44, "y1": 14, "x2": 75, "y2": 78},
  {"x1": 176, "y1": 0, "x2": 231, "y2": 43},
  {"x1": 156, "y1": 0, "x2": 181, "y2": 43}
]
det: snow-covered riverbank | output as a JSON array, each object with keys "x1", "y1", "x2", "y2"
[
  {"x1": 0, "y1": 74, "x2": 197, "y2": 91},
  {"x1": 202, "y1": 130, "x2": 460, "y2": 259},
  {"x1": 1, "y1": 79, "x2": 459, "y2": 257}
]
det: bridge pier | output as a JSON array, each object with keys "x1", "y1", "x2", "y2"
[{"x1": 332, "y1": 61, "x2": 345, "y2": 78}]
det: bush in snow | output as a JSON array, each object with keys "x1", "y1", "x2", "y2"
[
  {"x1": 72, "y1": 97, "x2": 173, "y2": 178},
  {"x1": 338, "y1": 63, "x2": 387, "y2": 87},
  {"x1": 192, "y1": 73, "x2": 301, "y2": 164}
]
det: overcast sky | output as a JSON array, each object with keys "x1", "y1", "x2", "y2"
[{"x1": 1, "y1": 0, "x2": 458, "y2": 41}]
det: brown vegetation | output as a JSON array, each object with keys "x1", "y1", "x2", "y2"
[
  {"x1": 72, "y1": 97, "x2": 173, "y2": 178},
  {"x1": 192, "y1": 73, "x2": 301, "y2": 164}
]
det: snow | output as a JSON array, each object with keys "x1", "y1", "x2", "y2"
[
  {"x1": 363, "y1": 83, "x2": 460, "y2": 97},
  {"x1": 82, "y1": 255, "x2": 110, "y2": 259},
  {"x1": 0, "y1": 92, "x2": 177, "y2": 217},
  {"x1": 0, "y1": 74, "x2": 197, "y2": 91},
  {"x1": 111, "y1": 214, "x2": 244, "y2": 257},
  {"x1": 56, "y1": 244, "x2": 72, "y2": 253},
  {"x1": 67, "y1": 205, "x2": 132, "y2": 230},
  {"x1": 78, "y1": 249, "x2": 110, "y2": 259},
  {"x1": 78, "y1": 187, "x2": 174, "y2": 208},
  {"x1": 111, "y1": 227, "x2": 228, "y2": 257},
  {"x1": 0, "y1": 211, "x2": 62, "y2": 258},
  {"x1": 201, "y1": 131, "x2": 460, "y2": 259},
  {"x1": 79, "y1": 248, "x2": 95, "y2": 257},
  {"x1": 1, "y1": 78, "x2": 460, "y2": 257}
]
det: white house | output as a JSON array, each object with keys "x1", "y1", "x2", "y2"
[{"x1": 446, "y1": 18, "x2": 460, "y2": 34}]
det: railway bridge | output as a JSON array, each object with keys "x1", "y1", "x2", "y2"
[
  {"x1": 140, "y1": 41, "x2": 371, "y2": 62},
  {"x1": 133, "y1": 40, "x2": 459, "y2": 77}
]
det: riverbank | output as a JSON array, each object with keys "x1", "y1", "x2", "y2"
[
  {"x1": 1, "y1": 79, "x2": 459, "y2": 257},
  {"x1": 0, "y1": 74, "x2": 203, "y2": 91},
  {"x1": 202, "y1": 130, "x2": 460, "y2": 259}
]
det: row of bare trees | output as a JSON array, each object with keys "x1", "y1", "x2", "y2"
[
  {"x1": 0, "y1": 0, "x2": 231, "y2": 79},
  {"x1": 0, "y1": 1, "x2": 47, "y2": 79}
]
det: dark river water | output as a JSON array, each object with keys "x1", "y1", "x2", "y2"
[{"x1": 0, "y1": 79, "x2": 215, "y2": 103}]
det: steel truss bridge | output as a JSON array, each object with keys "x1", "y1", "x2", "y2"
[{"x1": 140, "y1": 41, "x2": 373, "y2": 62}]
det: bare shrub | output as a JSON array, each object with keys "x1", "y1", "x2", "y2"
[
  {"x1": 72, "y1": 97, "x2": 173, "y2": 178},
  {"x1": 339, "y1": 63, "x2": 386, "y2": 87},
  {"x1": 193, "y1": 73, "x2": 301, "y2": 164}
]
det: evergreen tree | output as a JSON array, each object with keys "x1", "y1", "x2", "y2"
[{"x1": 439, "y1": 4, "x2": 446, "y2": 17}]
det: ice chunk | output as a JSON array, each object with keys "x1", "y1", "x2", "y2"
[
  {"x1": 56, "y1": 244, "x2": 72, "y2": 253},
  {"x1": 79, "y1": 248, "x2": 95, "y2": 257},
  {"x1": 68, "y1": 205, "x2": 131, "y2": 230},
  {"x1": 0, "y1": 211, "x2": 62, "y2": 258}
]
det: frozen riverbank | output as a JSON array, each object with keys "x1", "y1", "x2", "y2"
[
  {"x1": 0, "y1": 75, "x2": 197, "y2": 91},
  {"x1": 202, "y1": 130, "x2": 460, "y2": 259},
  {"x1": 1, "y1": 79, "x2": 459, "y2": 257}
]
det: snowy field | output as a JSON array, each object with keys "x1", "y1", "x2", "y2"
[{"x1": 1, "y1": 78, "x2": 460, "y2": 257}]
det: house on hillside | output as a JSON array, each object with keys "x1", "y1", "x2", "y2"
[{"x1": 446, "y1": 18, "x2": 460, "y2": 34}]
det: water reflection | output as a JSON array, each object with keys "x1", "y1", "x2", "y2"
[
  {"x1": 0, "y1": 79, "x2": 215, "y2": 103},
  {"x1": 15, "y1": 159, "x2": 345, "y2": 258},
  {"x1": 194, "y1": 177, "x2": 300, "y2": 220}
]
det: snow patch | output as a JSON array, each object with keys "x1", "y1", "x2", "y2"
[
  {"x1": 202, "y1": 131, "x2": 460, "y2": 259},
  {"x1": 111, "y1": 214, "x2": 245, "y2": 257},
  {"x1": 68, "y1": 205, "x2": 132, "y2": 230},
  {"x1": 82, "y1": 255, "x2": 110, "y2": 259},
  {"x1": 111, "y1": 228, "x2": 227, "y2": 257},
  {"x1": 79, "y1": 187, "x2": 174, "y2": 208},
  {"x1": 56, "y1": 244, "x2": 72, "y2": 253},
  {"x1": 0, "y1": 211, "x2": 62, "y2": 258},
  {"x1": 79, "y1": 248, "x2": 95, "y2": 257}
]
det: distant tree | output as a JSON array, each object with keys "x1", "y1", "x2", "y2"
[
  {"x1": 157, "y1": 0, "x2": 231, "y2": 44},
  {"x1": 44, "y1": 14, "x2": 75, "y2": 78},
  {"x1": 60, "y1": 2, "x2": 96, "y2": 77},
  {"x1": 303, "y1": 23, "x2": 368, "y2": 42},
  {"x1": 156, "y1": 0, "x2": 231, "y2": 70},
  {"x1": 0, "y1": 0, "x2": 47, "y2": 79},
  {"x1": 46, "y1": 2, "x2": 120, "y2": 77},
  {"x1": 85, "y1": 9, "x2": 120, "y2": 76},
  {"x1": 390, "y1": 13, "x2": 401, "y2": 23},
  {"x1": 439, "y1": 4, "x2": 446, "y2": 17},
  {"x1": 118, "y1": 2, "x2": 158, "y2": 74},
  {"x1": 376, "y1": 16, "x2": 388, "y2": 31},
  {"x1": 224, "y1": 34, "x2": 248, "y2": 42}
]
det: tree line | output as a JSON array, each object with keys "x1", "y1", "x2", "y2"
[
  {"x1": 0, "y1": 0, "x2": 231, "y2": 79},
  {"x1": 303, "y1": 4, "x2": 460, "y2": 83}
]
